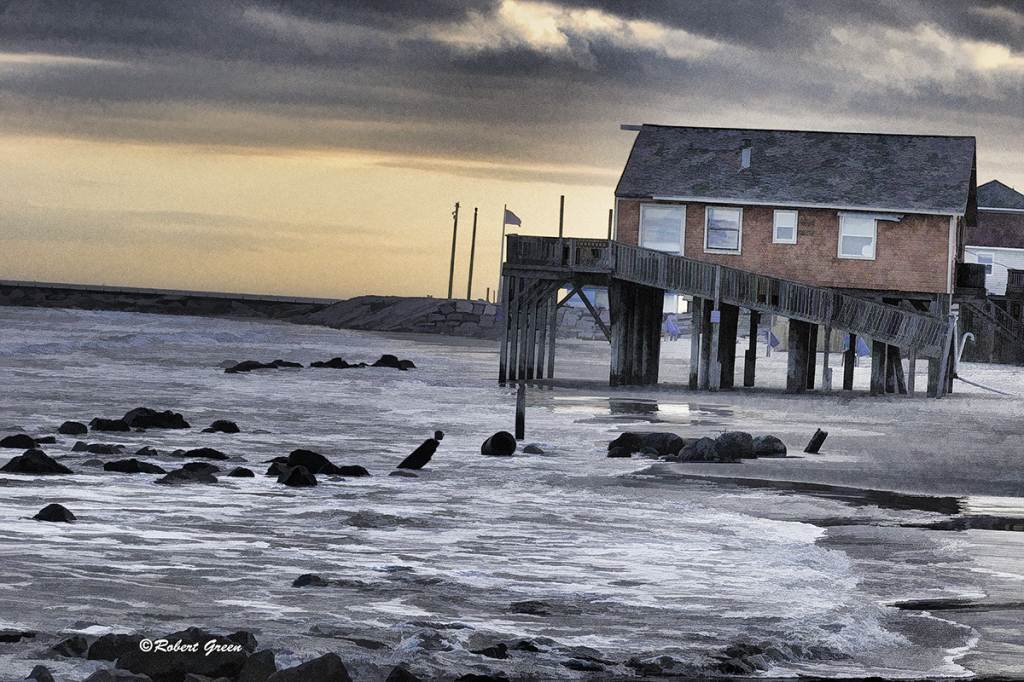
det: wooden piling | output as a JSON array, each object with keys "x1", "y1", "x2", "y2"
[
  {"x1": 525, "y1": 294, "x2": 538, "y2": 380},
  {"x1": 498, "y1": 276, "x2": 510, "y2": 385},
  {"x1": 535, "y1": 295, "x2": 548, "y2": 379},
  {"x1": 690, "y1": 297, "x2": 703, "y2": 390},
  {"x1": 786, "y1": 319, "x2": 810, "y2": 393},
  {"x1": 546, "y1": 293, "x2": 557, "y2": 378},
  {"x1": 805, "y1": 323, "x2": 818, "y2": 390},
  {"x1": 515, "y1": 384, "x2": 525, "y2": 440},
  {"x1": 508, "y1": 278, "x2": 521, "y2": 382},
  {"x1": 843, "y1": 332, "x2": 856, "y2": 390},
  {"x1": 699, "y1": 302, "x2": 713, "y2": 390},
  {"x1": 890, "y1": 346, "x2": 907, "y2": 394},
  {"x1": 718, "y1": 303, "x2": 739, "y2": 389},
  {"x1": 870, "y1": 339, "x2": 886, "y2": 396},
  {"x1": 907, "y1": 348, "x2": 916, "y2": 395},
  {"x1": 743, "y1": 309, "x2": 759, "y2": 387}
]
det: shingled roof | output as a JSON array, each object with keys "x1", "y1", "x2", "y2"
[
  {"x1": 615, "y1": 125, "x2": 976, "y2": 216},
  {"x1": 978, "y1": 180, "x2": 1024, "y2": 210}
]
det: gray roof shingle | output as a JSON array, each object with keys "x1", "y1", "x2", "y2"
[
  {"x1": 977, "y1": 180, "x2": 1024, "y2": 210},
  {"x1": 615, "y1": 125, "x2": 976, "y2": 215}
]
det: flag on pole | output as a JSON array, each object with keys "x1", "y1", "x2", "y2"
[{"x1": 503, "y1": 208, "x2": 521, "y2": 226}]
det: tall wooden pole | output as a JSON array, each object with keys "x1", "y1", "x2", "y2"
[
  {"x1": 607, "y1": 208, "x2": 613, "y2": 240},
  {"x1": 447, "y1": 202, "x2": 460, "y2": 299},
  {"x1": 467, "y1": 207, "x2": 478, "y2": 300},
  {"x1": 558, "y1": 195, "x2": 564, "y2": 238}
]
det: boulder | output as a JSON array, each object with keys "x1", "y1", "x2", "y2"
[
  {"x1": 225, "y1": 360, "x2": 276, "y2": 373},
  {"x1": 286, "y1": 449, "x2": 341, "y2": 474},
  {"x1": 371, "y1": 354, "x2": 402, "y2": 369},
  {"x1": 58, "y1": 421, "x2": 88, "y2": 435},
  {"x1": 0, "y1": 630, "x2": 35, "y2": 642},
  {"x1": 607, "y1": 432, "x2": 684, "y2": 458},
  {"x1": 310, "y1": 358, "x2": 353, "y2": 369},
  {"x1": 87, "y1": 633, "x2": 144, "y2": 661},
  {"x1": 804, "y1": 428, "x2": 828, "y2": 454},
  {"x1": 334, "y1": 465, "x2": 370, "y2": 477},
  {"x1": 85, "y1": 443, "x2": 124, "y2": 455},
  {"x1": 35, "y1": 435, "x2": 57, "y2": 445},
  {"x1": 1, "y1": 449, "x2": 73, "y2": 474},
  {"x1": 83, "y1": 671, "x2": 155, "y2": 682},
  {"x1": 203, "y1": 420, "x2": 240, "y2": 434},
  {"x1": 155, "y1": 468, "x2": 218, "y2": 485},
  {"x1": 470, "y1": 643, "x2": 509, "y2": 659},
  {"x1": 752, "y1": 435, "x2": 787, "y2": 458},
  {"x1": 715, "y1": 432, "x2": 754, "y2": 461},
  {"x1": 270, "y1": 359, "x2": 303, "y2": 368},
  {"x1": 292, "y1": 573, "x2": 331, "y2": 587},
  {"x1": 265, "y1": 461, "x2": 290, "y2": 477},
  {"x1": 104, "y1": 459, "x2": 167, "y2": 474},
  {"x1": 481, "y1": 431, "x2": 516, "y2": 457},
  {"x1": 123, "y1": 408, "x2": 190, "y2": 430},
  {"x1": 266, "y1": 652, "x2": 353, "y2": 682},
  {"x1": 228, "y1": 467, "x2": 255, "y2": 478},
  {"x1": 27, "y1": 664, "x2": 56, "y2": 682},
  {"x1": 385, "y1": 667, "x2": 424, "y2": 682},
  {"x1": 278, "y1": 466, "x2": 317, "y2": 487},
  {"x1": 674, "y1": 437, "x2": 719, "y2": 462},
  {"x1": 606, "y1": 447, "x2": 632, "y2": 458},
  {"x1": 0, "y1": 433, "x2": 35, "y2": 449},
  {"x1": 397, "y1": 360, "x2": 416, "y2": 370},
  {"x1": 181, "y1": 462, "x2": 220, "y2": 475},
  {"x1": 49, "y1": 635, "x2": 89, "y2": 657},
  {"x1": 522, "y1": 444, "x2": 545, "y2": 454},
  {"x1": 33, "y1": 503, "x2": 76, "y2": 522},
  {"x1": 136, "y1": 446, "x2": 159, "y2": 458},
  {"x1": 115, "y1": 627, "x2": 249, "y2": 681},
  {"x1": 89, "y1": 418, "x2": 130, "y2": 432},
  {"x1": 237, "y1": 649, "x2": 277, "y2": 682},
  {"x1": 175, "y1": 448, "x2": 228, "y2": 460}
]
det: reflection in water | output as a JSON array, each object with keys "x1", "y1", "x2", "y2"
[{"x1": 547, "y1": 396, "x2": 735, "y2": 425}]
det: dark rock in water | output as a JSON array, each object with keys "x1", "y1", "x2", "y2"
[
  {"x1": 335, "y1": 465, "x2": 370, "y2": 477},
  {"x1": 86, "y1": 443, "x2": 124, "y2": 455},
  {"x1": 513, "y1": 640, "x2": 543, "y2": 652},
  {"x1": 155, "y1": 468, "x2": 218, "y2": 485},
  {"x1": 293, "y1": 573, "x2": 331, "y2": 587},
  {"x1": 396, "y1": 431, "x2": 444, "y2": 470},
  {"x1": 271, "y1": 359, "x2": 303, "y2": 368},
  {"x1": 265, "y1": 461, "x2": 290, "y2": 476},
  {"x1": 805, "y1": 428, "x2": 828, "y2": 454},
  {"x1": 181, "y1": 462, "x2": 220, "y2": 475},
  {"x1": 385, "y1": 666, "x2": 424, "y2": 682},
  {"x1": 287, "y1": 449, "x2": 341, "y2": 474},
  {"x1": 89, "y1": 418, "x2": 130, "y2": 432},
  {"x1": 115, "y1": 627, "x2": 249, "y2": 681},
  {"x1": 607, "y1": 432, "x2": 684, "y2": 457},
  {"x1": 481, "y1": 431, "x2": 516, "y2": 457},
  {"x1": 122, "y1": 407, "x2": 190, "y2": 430},
  {"x1": 752, "y1": 435, "x2": 787, "y2": 458},
  {"x1": 175, "y1": 447, "x2": 228, "y2": 460},
  {"x1": 35, "y1": 435, "x2": 57, "y2": 445},
  {"x1": 0, "y1": 433, "x2": 35, "y2": 449},
  {"x1": 58, "y1": 421, "x2": 88, "y2": 435},
  {"x1": 225, "y1": 360, "x2": 276, "y2": 373},
  {"x1": 203, "y1": 419, "x2": 240, "y2": 434},
  {"x1": 522, "y1": 444, "x2": 545, "y2": 454},
  {"x1": 508, "y1": 600, "x2": 552, "y2": 615},
  {"x1": 136, "y1": 446, "x2": 159, "y2": 458},
  {"x1": 278, "y1": 466, "x2": 317, "y2": 487},
  {"x1": 637, "y1": 446, "x2": 661, "y2": 458},
  {"x1": 607, "y1": 446, "x2": 632, "y2": 458},
  {"x1": 454, "y1": 675, "x2": 508, "y2": 682},
  {"x1": 228, "y1": 467, "x2": 255, "y2": 477},
  {"x1": 104, "y1": 459, "x2": 166, "y2": 474},
  {"x1": 715, "y1": 431, "x2": 754, "y2": 461},
  {"x1": 33, "y1": 504, "x2": 76, "y2": 522},
  {"x1": 87, "y1": 633, "x2": 144, "y2": 661},
  {"x1": 237, "y1": 649, "x2": 276, "y2": 682},
  {"x1": 1, "y1": 449, "x2": 73, "y2": 474},
  {"x1": 372, "y1": 354, "x2": 402, "y2": 369},
  {"x1": 72, "y1": 441, "x2": 89, "y2": 452},
  {"x1": 27, "y1": 664, "x2": 56, "y2": 682},
  {"x1": 397, "y1": 359, "x2": 416, "y2": 370},
  {"x1": 83, "y1": 669, "x2": 154, "y2": 681},
  {"x1": 266, "y1": 652, "x2": 353, "y2": 682},
  {"x1": 675, "y1": 437, "x2": 719, "y2": 463},
  {"x1": 626, "y1": 655, "x2": 694, "y2": 676},
  {"x1": 608, "y1": 432, "x2": 642, "y2": 454},
  {"x1": 389, "y1": 470, "x2": 418, "y2": 478},
  {"x1": 228, "y1": 630, "x2": 259, "y2": 653},
  {"x1": 0, "y1": 630, "x2": 35, "y2": 643},
  {"x1": 470, "y1": 643, "x2": 509, "y2": 659},
  {"x1": 49, "y1": 635, "x2": 89, "y2": 658},
  {"x1": 83, "y1": 458, "x2": 104, "y2": 468},
  {"x1": 310, "y1": 357, "x2": 353, "y2": 369}
]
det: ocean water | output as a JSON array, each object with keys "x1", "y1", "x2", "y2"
[{"x1": 0, "y1": 306, "x2": 1017, "y2": 680}]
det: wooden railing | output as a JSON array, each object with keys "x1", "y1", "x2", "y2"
[
  {"x1": 506, "y1": 235, "x2": 950, "y2": 356},
  {"x1": 960, "y1": 299, "x2": 1023, "y2": 345}
]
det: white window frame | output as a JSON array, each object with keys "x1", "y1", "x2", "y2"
[
  {"x1": 773, "y1": 209, "x2": 798, "y2": 244},
  {"x1": 974, "y1": 251, "x2": 994, "y2": 275},
  {"x1": 704, "y1": 206, "x2": 743, "y2": 254},
  {"x1": 639, "y1": 203, "x2": 686, "y2": 255},
  {"x1": 837, "y1": 214, "x2": 877, "y2": 260}
]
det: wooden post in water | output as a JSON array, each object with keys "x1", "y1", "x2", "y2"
[
  {"x1": 743, "y1": 309, "x2": 759, "y2": 387},
  {"x1": 535, "y1": 294, "x2": 548, "y2": 380},
  {"x1": 870, "y1": 339, "x2": 887, "y2": 396},
  {"x1": 786, "y1": 319, "x2": 810, "y2": 393},
  {"x1": 709, "y1": 267, "x2": 722, "y2": 391},
  {"x1": 717, "y1": 303, "x2": 739, "y2": 389},
  {"x1": 508, "y1": 278, "x2": 521, "y2": 382},
  {"x1": 515, "y1": 384, "x2": 525, "y2": 440},
  {"x1": 890, "y1": 346, "x2": 907, "y2": 394},
  {"x1": 525, "y1": 294, "x2": 538, "y2": 380},
  {"x1": 805, "y1": 323, "x2": 818, "y2": 390},
  {"x1": 907, "y1": 348, "x2": 916, "y2": 395},
  {"x1": 546, "y1": 294, "x2": 557, "y2": 378},
  {"x1": 690, "y1": 297, "x2": 703, "y2": 390},
  {"x1": 609, "y1": 280, "x2": 628, "y2": 387},
  {"x1": 498, "y1": 276, "x2": 510, "y2": 385},
  {"x1": 698, "y1": 301, "x2": 713, "y2": 390},
  {"x1": 843, "y1": 332, "x2": 856, "y2": 390},
  {"x1": 821, "y1": 300, "x2": 833, "y2": 392}
]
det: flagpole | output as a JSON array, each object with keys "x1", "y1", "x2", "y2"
[
  {"x1": 467, "y1": 207, "x2": 478, "y2": 300},
  {"x1": 447, "y1": 202, "x2": 459, "y2": 300}
]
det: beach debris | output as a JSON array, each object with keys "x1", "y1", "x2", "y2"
[
  {"x1": 285, "y1": 449, "x2": 370, "y2": 476},
  {"x1": 266, "y1": 651, "x2": 353, "y2": 682},
  {"x1": 33, "y1": 503, "x2": 76, "y2": 523},
  {"x1": 87, "y1": 633, "x2": 144, "y2": 661},
  {"x1": 89, "y1": 418, "x2": 130, "y2": 432},
  {"x1": 752, "y1": 435, "x2": 787, "y2": 457},
  {"x1": 154, "y1": 468, "x2": 218, "y2": 485},
  {"x1": 481, "y1": 431, "x2": 516, "y2": 456},
  {"x1": 397, "y1": 431, "x2": 444, "y2": 470},
  {"x1": 1, "y1": 449, "x2": 73, "y2": 474},
  {"x1": 27, "y1": 665, "x2": 56, "y2": 682},
  {"x1": 804, "y1": 428, "x2": 828, "y2": 453},
  {"x1": 372, "y1": 354, "x2": 416, "y2": 370},
  {"x1": 115, "y1": 627, "x2": 251, "y2": 681},
  {"x1": 522, "y1": 444, "x2": 545, "y2": 454},
  {"x1": 203, "y1": 419, "x2": 240, "y2": 434},
  {"x1": 278, "y1": 465, "x2": 317, "y2": 487},
  {"x1": 173, "y1": 447, "x2": 228, "y2": 460},
  {"x1": 228, "y1": 467, "x2": 255, "y2": 477},
  {"x1": 122, "y1": 407, "x2": 190, "y2": 430},
  {"x1": 103, "y1": 459, "x2": 166, "y2": 474},
  {"x1": 57, "y1": 421, "x2": 88, "y2": 435},
  {"x1": 0, "y1": 433, "x2": 36, "y2": 449}
]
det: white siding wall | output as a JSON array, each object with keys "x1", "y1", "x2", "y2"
[{"x1": 965, "y1": 245, "x2": 1024, "y2": 295}]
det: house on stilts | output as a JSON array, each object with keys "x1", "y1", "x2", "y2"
[{"x1": 499, "y1": 124, "x2": 984, "y2": 397}]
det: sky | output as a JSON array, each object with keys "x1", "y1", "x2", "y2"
[{"x1": 1, "y1": 0, "x2": 1022, "y2": 300}]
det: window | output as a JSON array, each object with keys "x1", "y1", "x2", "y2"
[
  {"x1": 975, "y1": 251, "x2": 994, "y2": 275},
  {"x1": 704, "y1": 207, "x2": 742, "y2": 253},
  {"x1": 773, "y1": 210, "x2": 798, "y2": 244},
  {"x1": 838, "y1": 214, "x2": 876, "y2": 259},
  {"x1": 640, "y1": 204, "x2": 685, "y2": 254}
]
